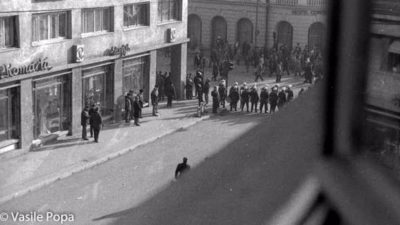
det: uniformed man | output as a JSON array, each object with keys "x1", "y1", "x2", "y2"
[
  {"x1": 286, "y1": 85, "x2": 294, "y2": 102},
  {"x1": 241, "y1": 86, "x2": 250, "y2": 112},
  {"x1": 250, "y1": 85, "x2": 259, "y2": 113},
  {"x1": 278, "y1": 87, "x2": 287, "y2": 109},
  {"x1": 269, "y1": 87, "x2": 279, "y2": 113},
  {"x1": 228, "y1": 82, "x2": 240, "y2": 111},
  {"x1": 259, "y1": 86, "x2": 269, "y2": 114},
  {"x1": 218, "y1": 80, "x2": 227, "y2": 108}
]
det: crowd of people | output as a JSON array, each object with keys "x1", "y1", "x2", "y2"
[{"x1": 193, "y1": 36, "x2": 325, "y2": 86}]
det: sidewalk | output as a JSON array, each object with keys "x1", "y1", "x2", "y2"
[{"x1": 0, "y1": 100, "x2": 213, "y2": 205}]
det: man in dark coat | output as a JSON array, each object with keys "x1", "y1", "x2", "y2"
[
  {"x1": 165, "y1": 82, "x2": 176, "y2": 107},
  {"x1": 151, "y1": 86, "x2": 159, "y2": 116},
  {"x1": 278, "y1": 87, "x2": 287, "y2": 109},
  {"x1": 125, "y1": 93, "x2": 132, "y2": 123},
  {"x1": 128, "y1": 90, "x2": 135, "y2": 120},
  {"x1": 250, "y1": 86, "x2": 260, "y2": 113},
  {"x1": 196, "y1": 83, "x2": 204, "y2": 106},
  {"x1": 259, "y1": 87, "x2": 269, "y2": 113},
  {"x1": 203, "y1": 78, "x2": 211, "y2": 105},
  {"x1": 228, "y1": 82, "x2": 240, "y2": 111},
  {"x1": 303, "y1": 60, "x2": 313, "y2": 84},
  {"x1": 212, "y1": 62, "x2": 219, "y2": 81},
  {"x1": 241, "y1": 86, "x2": 250, "y2": 112},
  {"x1": 137, "y1": 89, "x2": 144, "y2": 118},
  {"x1": 88, "y1": 103, "x2": 96, "y2": 137},
  {"x1": 90, "y1": 107, "x2": 102, "y2": 143},
  {"x1": 269, "y1": 87, "x2": 279, "y2": 113},
  {"x1": 211, "y1": 86, "x2": 219, "y2": 114},
  {"x1": 175, "y1": 157, "x2": 191, "y2": 179},
  {"x1": 157, "y1": 72, "x2": 165, "y2": 101},
  {"x1": 286, "y1": 85, "x2": 294, "y2": 102},
  {"x1": 133, "y1": 96, "x2": 142, "y2": 126},
  {"x1": 218, "y1": 80, "x2": 227, "y2": 108},
  {"x1": 81, "y1": 105, "x2": 90, "y2": 140}
]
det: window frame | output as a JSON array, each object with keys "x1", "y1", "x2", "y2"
[
  {"x1": 81, "y1": 7, "x2": 113, "y2": 37},
  {"x1": 32, "y1": 11, "x2": 69, "y2": 45},
  {"x1": 157, "y1": 0, "x2": 182, "y2": 24},
  {"x1": 0, "y1": 16, "x2": 18, "y2": 50},
  {"x1": 123, "y1": 2, "x2": 150, "y2": 29}
]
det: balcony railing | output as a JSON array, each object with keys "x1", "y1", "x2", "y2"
[
  {"x1": 307, "y1": 0, "x2": 327, "y2": 6},
  {"x1": 275, "y1": 0, "x2": 298, "y2": 6}
]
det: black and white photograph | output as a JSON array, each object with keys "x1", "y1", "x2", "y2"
[{"x1": 0, "y1": 0, "x2": 399, "y2": 224}]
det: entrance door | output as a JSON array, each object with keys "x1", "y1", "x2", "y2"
[
  {"x1": 211, "y1": 16, "x2": 227, "y2": 49},
  {"x1": 237, "y1": 18, "x2": 253, "y2": 46},
  {"x1": 188, "y1": 14, "x2": 202, "y2": 50},
  {"x1": 277, "y1": 21, "x2": 293, "y2": 49},
  {"x1": 308, "y1": 22, "x2": 326, "y2": 51}
]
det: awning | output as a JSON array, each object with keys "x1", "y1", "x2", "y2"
[{"x1": 389, "y1": 40, "x2": 400, "y2": 54}]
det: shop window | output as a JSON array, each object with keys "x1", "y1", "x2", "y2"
[
  {"x1": 123, "y1": 3, "x2": 149, "y2": 28},
  {"x1": 32, "y1": 11, "x2": 69, "y2": 43},
  {"x1": 123, "y1": 57, "x2": 148, "y2": 95},
  {"x1": 0, "y1": 88, "x2": 19, "y2": 142},
  {"x1": 83, "y1": 65, "x2": 114, "y2": 118},
  {"x1": 82, "y1": 8, "x2": 112, "y2": 35},
  {"x1": 0, "y1": 16, "x2": 18, "y2": 49},
  {"x1": 33, "y1": 75, "x2": 71, "y2": 139},
  {"x1": 158, "y1": 0, "x2": 181, "y2": 23}
]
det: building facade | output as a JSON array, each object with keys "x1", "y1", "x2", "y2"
[
  {"x1": 0, "y1": 0, "x2": 188, "y2": 157},
  {"x1": 187, "y1": 0, "x2": 327, "y2": 52}
]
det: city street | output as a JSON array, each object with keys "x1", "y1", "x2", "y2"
[{"x1": 2, "y1": 106, "x2": 273, "y2": 224}]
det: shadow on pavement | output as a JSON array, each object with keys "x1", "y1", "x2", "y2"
[{"x1": 92, "y1": 83, "x2": 324, "y2": 225}]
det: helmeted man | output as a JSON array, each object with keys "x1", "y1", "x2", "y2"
[
  {"x1": 259, "y1": 86, "x2": 269, "y2": 113},
  {"x1": 218, "y1": 79, "x2": 227, "y2": 108},
  {"x1": 228, "y1": 82, "x2": 240, "y2": 111},
  {"x1": 241, "y1": 86, "x2": 250, "y2": 112},
  {"x1": 269, "y1": 87, "x2": 279, "y2": 113},
  {"x1": 211, "y1": 86, "x2": 219, "y2": 114},
  {"x1": 250, "y1": 85, "x2": 260, "y2": 113},
  {"x1": 278, "y1": 87, "x2": 287, "y2": 109},
  {"x1": 286, "y1": 85, "x2": 294, "y2": 102}
]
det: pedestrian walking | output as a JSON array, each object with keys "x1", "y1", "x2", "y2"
[
  {"x1": 254, "y1": 62, "x2": 264, "y2": 82},
  {"x1": 211, "y1": 86, "x2": 219, "y2": 114},
  {"x1": 303, "y1": 59, "x2": 313, "y2": 84},
  {"x1": 175, "y1": 157, "x2": 191, "y2": 179},
  {"x1": 250, "y1": 86, "x2": 259, "y2": 113},
  {"x1": 269, "y1": 87, "x2": 279, "y2": 113},
  {"x1": 128, "y1": 90, "x2": 134, "y2": 120},
  {"x1": 166, "y1": 82, "x2": 176, "y2": 107},
  {"x1": 125, "y1": 92, "x2": 132, "y2": 123},
  {"x1": 186, "y1": 78, "x2": 194, "y2": 100},
  {"x1": 212, "y1": 63, "x2": 219, "y2": 81},
  {"x1": 151, "y1": 86, "x2": 159, "y2": 116},
  {"x1": 90, "y1": 107, "x2": 102, "y2": 143},
  {"x1": 137, "y1": 89, "x2": 144, "y2": 118},
  {"x1": 259, "y1": 86, "x2": 269, "y2": 113},
  {"x1": 228, "y1": 82, "x2": 240, "y2": 111},
  {"x1": 133, "y1": 96, "x2": 142, "y2": 126},
  {"x1": 241, "y1": 86, "x2": 250, "y2": 112},
  {"x1": 81, "y1": 105, "x2": 90, "y2": 140}
]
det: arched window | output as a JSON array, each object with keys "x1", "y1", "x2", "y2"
[
  {"x1": 276, "y1": 21, "x2": 293, "y2": 49},
  {"x1": 188, "y1": 14, "x2": 202, "y2": 50},
  {"x1": 211, "y1": 16, "x2": 227, "y2": 49},
  {"x1": 308, "y1": 22, "x2": 326, "y2": 51},
  {"x1": 236, "y1": 18, "x2": 253, "y2": 46}
]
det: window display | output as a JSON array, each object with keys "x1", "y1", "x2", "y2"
[
  {"x1": 0, "y1": 87, "x2": 19, "y2": 142},
  {"x1": 123, "y1": 57, "x2": 147, "y2": 95}
]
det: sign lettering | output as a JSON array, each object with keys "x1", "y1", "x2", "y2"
[{"x1": 0, "y1": 57, "x2": 53, "y2": 80}]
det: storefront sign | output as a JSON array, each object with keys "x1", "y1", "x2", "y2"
[
  {"x1": 74, "y1": 45, "x2": 85, "y2": 63},
  {"x1": 0, "y1": 58, "x2": 52, "y2": 79},
  {"x1": 167, "y1": 28, "x2": 177, "y2": 43},
  {"x1": 110, "y1": 44, "x2": 130, "y2": 57},
  {"x1": 292, "y1": 10, "x2": 327, "y2": 15}
]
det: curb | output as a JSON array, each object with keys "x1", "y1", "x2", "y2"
[{"x1": 0, "y1": 114, "x2": 211, "y2": 206}]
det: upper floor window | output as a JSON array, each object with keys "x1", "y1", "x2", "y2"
[
  {"x1": 158, "y1": 0, "x2": 181, "y2": 23},
  {"x1": 0, "y1": 16, "x2": 18, "y2": 49},
  {"x1": 82, "y1": 8, "x2": 112, "y2": 34},
  {"x1": 32, "y1": 12, "x2": 68, "y2": 43},
  {"x1": 123, "y1": 3, "x2": 149, "y2": 28}
]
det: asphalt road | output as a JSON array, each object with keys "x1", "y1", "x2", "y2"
[{"x1": 1, "y1": 109, "x2": 269, "y2": 225}]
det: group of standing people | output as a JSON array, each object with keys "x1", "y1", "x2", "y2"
[
  {"x1": 81, "y1": 104, "x2": 103, "y2": 142},
  {"x1": 156, "y1": 71, "x2": 176, "y2": 107},
  {"x1": 124, "y1": 89, "x2": 145, "y2": 126}
]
